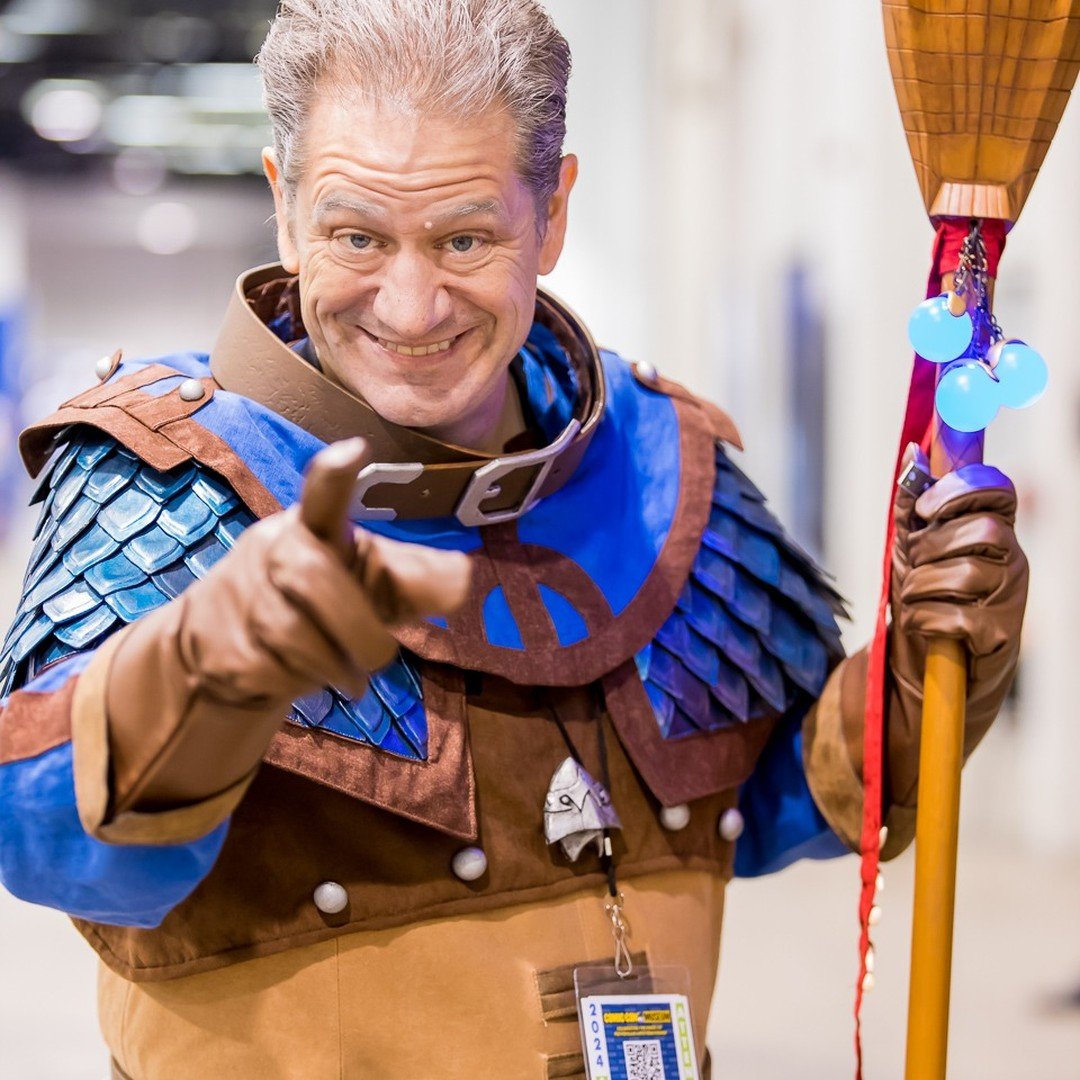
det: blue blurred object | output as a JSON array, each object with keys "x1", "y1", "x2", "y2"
[
  {"x1": 935, "y1": 361, "x2": 1001, "y2": 432},
  {"x1": 908, "y1": 294, "x2": 974, "y2": 363},
  {"x1": 0, "y1": 303, "x2": 25, "y2": 540},
  {"x1": 993, "y1": 341, "x2": 1049, "y2": 409}
]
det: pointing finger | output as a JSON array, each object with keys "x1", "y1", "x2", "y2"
[{"x1": 300, "y1": 438, "x2": 370, "y2": 564}]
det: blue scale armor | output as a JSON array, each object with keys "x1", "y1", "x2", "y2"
[
  {"x1": 0, "y1": 429, "x2": 428, "y2": 762},
  {"x1": 637, "y1": 442, "x2": 845, "y2": 739},
  {"x1": 1, "y1": 427, "x2": 842, "y2": 760}
]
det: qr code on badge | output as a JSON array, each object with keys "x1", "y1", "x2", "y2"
[{"x1": 622, "y1": 1038, "x2": 665, "y2": 1080}]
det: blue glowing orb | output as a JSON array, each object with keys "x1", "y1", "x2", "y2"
[
  {"x1": 935, "y1": 361, "x2": 1000, "y2": 432},
  {"x1": 993, "y1": 342, "x2": 1048, "y2": 410},
  {"x1": 908, "y1": 295, "x2": 974, "y2": 363}
]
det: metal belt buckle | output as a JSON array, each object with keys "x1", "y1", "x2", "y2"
[
  {"x1": 455, "y1": 419, "x2": 581, "y2": 527},
  {"x1": 349, "y1": 462, "x2": 424, "y2": 521}
]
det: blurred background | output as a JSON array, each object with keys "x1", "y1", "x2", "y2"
[{"x1": 0, "y1": 0, "x2": 1077, "y2": 1076}]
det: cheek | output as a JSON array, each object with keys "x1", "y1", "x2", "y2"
[
  {"x1": 301, "y1": 254, "x2": 365, "y2": 328},
  {"x1": 470, "y1": 258, "x2": 536, "y2": 334}
]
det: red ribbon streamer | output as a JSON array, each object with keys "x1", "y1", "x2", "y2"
[{"x1": 853, "y1": 216, "x2": 1006, "y2": 1077}]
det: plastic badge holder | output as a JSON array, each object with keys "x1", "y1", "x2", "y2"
[{"x1": 574, "y1": 964, "x2": 701, "y2": 1080}]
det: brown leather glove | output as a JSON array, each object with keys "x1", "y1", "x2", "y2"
[
  {"x1": 100, "y1": 438, "x2": 471, "y2": 817},
  {"x1": 885, "y1": 444, "x2": 1028, "y2": 811},
  {"x1": 803, "y1": 445, "x2": 1028, "y2": 858}
]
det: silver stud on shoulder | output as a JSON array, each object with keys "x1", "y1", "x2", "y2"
[
  {"x1": 635, "y1": 360, "x2": 659, "y2": 385},
  {"x1": 95, "y1": 349, "x2": 122, "y2": 382},
  {"x1": 178, "y1": 378, "x2": 206, "y2": 402}
]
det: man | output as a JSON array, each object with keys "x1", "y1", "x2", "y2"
[{"x1": 0, "y1": 1, "x2": 1026, "y2": 1077}]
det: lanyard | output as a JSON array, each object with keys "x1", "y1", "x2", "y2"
[{"x1": 546, "y1": 693, "x2": 634, "y2": 978}]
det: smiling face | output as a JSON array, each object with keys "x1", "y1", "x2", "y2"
[{"x1": 265, "y1": 86, "x2": 577, "y2": 451}]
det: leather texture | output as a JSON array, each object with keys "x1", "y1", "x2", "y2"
[
  {"x1": 1, "y1": 273, "x2": 848, "y2": 973},
  {"x1": 98, "y1": 438, "x2": 469, "y2": 815},
  {"x1": 209, "y1": 266, "x2": 606, "y2": 521},
  {"x1": 391, "y1": 361, "x2": 721, "y2": 687},
  {"x1": 98, "y1": 868, "x2": 722, "y2": 1080},
  {"x1": 0, "y1": 432, "x2": 432, "y2": 764},
  {"x1": 1, "y1": 349, "x2": 842, "y2": 826},
  {"x1": 74, "y1": 678, "x2": 740, "y2": 982},
  {"x1": 886, "y1": 447, "x2": 1028, "y2": 809},
  {"x1": 806, "y1": 446, "x2": 1028, "y2": 857}
]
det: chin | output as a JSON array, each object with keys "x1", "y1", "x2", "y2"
[{"x1": 360, "y1": 387, "x2": 466, "y2": 432}]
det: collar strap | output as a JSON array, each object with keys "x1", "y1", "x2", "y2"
[{"x1": 209, "y1": 264, "x2": 605, "y2": 525}]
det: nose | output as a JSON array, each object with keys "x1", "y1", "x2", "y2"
[{"x1": 371, "y1": 249, "x2": 453, "y2": 342}]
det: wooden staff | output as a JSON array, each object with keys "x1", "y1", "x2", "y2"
[
  {"x1": 906, "y1": 306, "x2": 983, "y2": 1080},
  {"x1": 880, "y1": 3, "x2": 1080, "y2": 1076}
]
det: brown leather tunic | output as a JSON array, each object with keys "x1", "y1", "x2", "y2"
[
  {"x1": 12, "y1": 270, "x2": 785, "y2": 986},
  {"x1": 78, "y1": 673, "x2": 757, "y2": 982}
]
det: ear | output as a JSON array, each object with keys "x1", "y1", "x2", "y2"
[
  {"x1": 538, "y1": 154, "x2": 578, "y2": 276},
  {"x1": 262, "y1": 148, "x2": 300, "y2": 274}
]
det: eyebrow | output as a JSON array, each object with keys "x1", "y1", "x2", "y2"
[
  {"x1": 312, "y1": 195, "x2": 388, "y2": 224},
  {"x1": 312, "y1": 195, "x2": 505, "y2": 227},
  {"x1": 432, "y1": 199, "x2": 505, "y2": 226}
]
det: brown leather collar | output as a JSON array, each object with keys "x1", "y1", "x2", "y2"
[{"x1": 209, "y1": 264, "x2": 605, "y2": 525}]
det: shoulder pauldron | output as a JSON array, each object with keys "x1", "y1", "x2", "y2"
[{"x1": 1, "y1": 430, "x2": 428, "y2": 763}]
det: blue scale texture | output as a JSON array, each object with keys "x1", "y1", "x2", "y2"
[
  {"x1": 0, "y1": 429, "x2": 429, "y2": 762},
  {"x1": 62, "y1": 524, "x2": 122, "y2": 577},
  {"x1": 637, "y1": 443, "x2": 846, "y2": 741},
  {"x1": 25, "y1": 517, "x2": 61, "y2": 583}
]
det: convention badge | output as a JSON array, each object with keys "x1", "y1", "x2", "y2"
[{"x1": 574, "y1": 964, "x2": 701, "y2": 1080}]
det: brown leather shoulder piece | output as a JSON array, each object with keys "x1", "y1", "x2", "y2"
[
  {"x1": 631, "y1": 363, "x2": 743, "y2": 451},
  {"x1": 392, "y1": 392, "x2": 717, "y2": 687},
  {"x1": 18, "y1": 364, "x2": 281, "y2": 520},
  {"x1": 20, "y1": 364, "x2": 192, "y2": 478}
]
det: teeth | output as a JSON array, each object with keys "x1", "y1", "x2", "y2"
[{"x1": 377, "y1": 336, "x2": 454, "y2": 357}]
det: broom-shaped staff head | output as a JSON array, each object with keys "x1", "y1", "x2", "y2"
[{"x1": 884, "y1": 0, "x2": 1080, "y2": 224}]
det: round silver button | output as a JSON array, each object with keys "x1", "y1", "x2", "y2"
[
  {"x1": 659, "y1": 804, "x2": 691, "y2": 831},
  {"x1": 178, "y1": 378, "x2": 206, "y2": 402},
  {"x1": 312, "y1": 881, "x2": 348, "y2": 914},
  {"x1": 635, "y1": 360, "x2": 658, "y2": 385},
  {"x1": 451, "y1": 846, "x2": 488, "y2": 882},
  {"x1": 95, "y1": 355, "x2": 115, "y2": 381},
  {"x1": 718, "y1": 807, "x2": 745, "y2": 842}
]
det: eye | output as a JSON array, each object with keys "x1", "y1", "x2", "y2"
[
  {"x1": 448, "y1": 234, "x2": 483, "y2": 254},
  {"x1": 347, "y1": 234, "x2": 374, "y2": 251}
]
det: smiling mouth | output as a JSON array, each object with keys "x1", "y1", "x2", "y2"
[{"x1": 368, "y1": 330, "x2": 465, "y2": 357}]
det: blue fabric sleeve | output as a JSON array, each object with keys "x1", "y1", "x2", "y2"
[
  {"x1": 0, "y1": 659, "x2": 228, "y2": 928},
  {"x1": 734, "y1": 712, "x2": 850, "y2": 878}
]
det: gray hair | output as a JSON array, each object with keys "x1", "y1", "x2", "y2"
[{"x1": 257, "y1": 0, "x2": 571, "y2": 212}]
